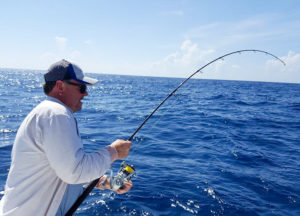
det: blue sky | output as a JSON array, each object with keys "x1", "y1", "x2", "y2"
[{"x1": 1, "y1": 0, "x2": 300, "y2": 83}]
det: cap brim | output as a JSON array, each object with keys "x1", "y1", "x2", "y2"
[{"x1": 78, "y1": 76, "x2": 98, "y2": 85}]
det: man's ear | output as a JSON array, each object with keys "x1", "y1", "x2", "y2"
[{"x1": 56, "y1": 80, "x2": 65, "y2": 95}]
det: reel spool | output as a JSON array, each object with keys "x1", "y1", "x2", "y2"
[{"x1": 110, "y1": 161, "x2": 136, "y2": 190}]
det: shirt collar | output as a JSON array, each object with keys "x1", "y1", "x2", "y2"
[{"x1": 46, "y1": 96, "x2": 74, "y2": 114}]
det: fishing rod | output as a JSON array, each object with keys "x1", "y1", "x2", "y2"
[{"x1": 65, "y1": 49, "x2": 286, "y2": 215}]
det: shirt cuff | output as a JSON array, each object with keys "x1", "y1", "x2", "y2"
[{"x1": 105, "y1": 145, "x2": 118, "y2": 162}]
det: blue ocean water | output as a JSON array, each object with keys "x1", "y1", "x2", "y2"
[{"x1": 0, "y1": 69, "x2": 299, "y2": 216}]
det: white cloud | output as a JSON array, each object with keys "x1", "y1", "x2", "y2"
[
  {"x1": 166, "y1": 39, "x2": 214, "y2": 65},
  {"x1": 184, "y1": 14, "x2": 299, "y2": 50},
  {"x1": 283, "y1": 51, "x2": 300, "y2": 67},
  {"x1": 87, "y1": 40, "x2": 211, "y2": 77},
  {"x1": 86, "y1": 38, "x2": 299, "y2": 83},
  {"x1": 69, "y1": 50, "x2": 81, "y2": 59},
  {"x1": 39, "y1": 37, "x2": 83, "y2": 68},
  {"x1": 39, "y1": 52, "x2": 58, "y2": 68},
  {"x1": 40, "y1": 52, "x2": 56, "y2": 61},
  {"x1": 136, "y1": 41, "x2": 300, "y2": 83},
  {"x1": 84, "y1": 40, "x2": 92, "y2": 45},
  {"x1": 137, "y1": 40, "x2": 215, "y2": 77},
  {"x1": 55, "y1": 36, "x2": 67, "y2": 50},
  {"x1": 161, "y1": 39, "x2": 200, "y2": 65},
  {"x1": 265, "y1": 51, "x2": 300, "y2": 83},
  {"x1": 232, "y1": 64, "x2": 240, "y2": 69},
  {"x1": 189, "y1": 24, "x2": 264, "y2": 48}
]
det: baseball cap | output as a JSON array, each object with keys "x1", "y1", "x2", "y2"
[{"x1": 44, "y1": 59, "x2": 98, "y2": 85}]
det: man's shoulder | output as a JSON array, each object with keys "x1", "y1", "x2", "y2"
[{"x1": 35, "y1": 99, "x2": 72, "y2": 118}]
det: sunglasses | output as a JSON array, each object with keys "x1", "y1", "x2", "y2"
[{"x1": 64, "y1": 80, "x2": 87, "y2": 94}]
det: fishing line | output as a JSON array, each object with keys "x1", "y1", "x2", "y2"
[
  {"x1": 130, "y1": 92, "x2": 183, "y2": 153},
  {"x1": 131, "y1": 84, "x2": 206, "y2": 159},
  {"x1": 65, "y1": 49, "x2": 286, "y2": 216}
]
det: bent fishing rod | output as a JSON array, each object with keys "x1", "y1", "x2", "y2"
[{"x1": 65, "y1": 49, "x2": 286, "y2": 215}]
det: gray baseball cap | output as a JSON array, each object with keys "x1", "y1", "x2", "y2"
[{"x1": 44, "y1": 59, "x2": 98, "y2": 85}]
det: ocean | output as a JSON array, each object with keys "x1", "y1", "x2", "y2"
[{"x1": 0, "y1": 69, "x2": 299, "y2": 216}]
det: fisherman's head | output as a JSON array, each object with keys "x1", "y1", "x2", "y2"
[{"x1": 43, "y1": 59, "x2": 98, "y2": 112}]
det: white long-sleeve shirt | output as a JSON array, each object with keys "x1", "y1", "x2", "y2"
[{"x1": 0, "y1": 97, "x2": 114, "y2": 215}]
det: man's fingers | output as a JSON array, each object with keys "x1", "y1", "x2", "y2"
[
  {"x1": 111, "y1": 139, "x2": 133, "y2": 159},
  {"x1": 116, "y1": 181, "x2": 133, "y2": 194}
]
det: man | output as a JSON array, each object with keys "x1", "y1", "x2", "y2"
[{"x1": 0, "y1": 59, "x2": 132, "y2": 215}]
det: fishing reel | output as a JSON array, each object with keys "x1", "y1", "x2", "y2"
[{"x1": 110, "y1": 161, "x2": 136, "y2": 190}]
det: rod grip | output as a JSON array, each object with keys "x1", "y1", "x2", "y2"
[{"x1": 65, "y1": 178, "x2": 99, "y2": 216}]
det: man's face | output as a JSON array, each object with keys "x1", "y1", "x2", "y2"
[{"x1": 62, "y1": 80, "x2": 88, "y2": 113}]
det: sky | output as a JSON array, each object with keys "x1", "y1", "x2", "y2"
[{"x1": 1, "y1": 0, "x2": 300, "y2": 83}]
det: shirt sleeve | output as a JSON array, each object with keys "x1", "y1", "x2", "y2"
[{"x1": 39, "y1": 113, "x2": 112, "y2": 184}]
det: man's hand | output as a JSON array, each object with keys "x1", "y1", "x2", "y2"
[
  {"x1": 110, "y1": 139, "x2": 132, "y2": 159},
  {"x1": 116, "y1": 181, "x2": 133, "y2": 194},
  {"x1": 96, "y1": 175, "x2": 133, "y2": 194}
]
